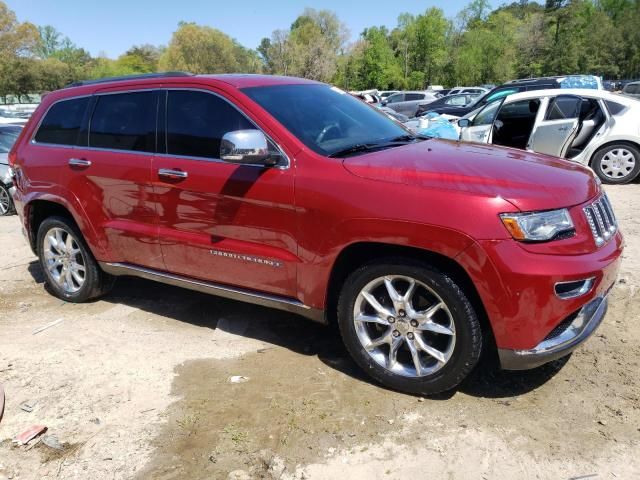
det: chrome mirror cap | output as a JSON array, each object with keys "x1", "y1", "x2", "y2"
[{"x1": 220, "y1": 129, "x2": 278, "y2": 166}]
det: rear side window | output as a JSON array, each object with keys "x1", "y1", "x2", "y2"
[
  {"x1": 545, "y1": 96, "x2": 582, "y2": 120},
  {"x1": 89, "y1": 92, "x2": 156, "y2": 152},
  {"x1": 166, "y1": 90, "x2": 253, "y2": 159},
  {"x1": 405, "y1": 93, "x2": 424, "y2": 101},
  {"x1": 605, "y1": 100, "x2": 627, "y2": 116},
  {"x1": 34, "y1": 97, "x2": 89, "y2": 146}
]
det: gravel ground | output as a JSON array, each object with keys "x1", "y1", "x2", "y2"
[{"x1": 0, "y1": 184, "x2": 639, "y2": 480}]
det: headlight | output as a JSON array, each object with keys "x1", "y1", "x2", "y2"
[{"x1": 500, "y1": 209, "x2": 574, "y2": 242}]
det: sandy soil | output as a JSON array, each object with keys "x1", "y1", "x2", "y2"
[{"x1": 1, "y1": 184, "x2": 639, "y2": 480}]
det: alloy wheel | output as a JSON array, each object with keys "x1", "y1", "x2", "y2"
[
  {"x1": 353, "y1": 275, "x2": 456, "y2": 377},
  {"x1": 0, "y1": 186, "x2": 10, "y2": 215},
  {"x1": 600, "y1": 148, "x2": 636, "y2": 180},
  {"x1": 43, "y1": 227, "x2": 86, "y2": 294}
]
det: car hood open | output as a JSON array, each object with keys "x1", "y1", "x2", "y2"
[{"x1": 342, "y1": 139, "x2": 600, "y2": 212}]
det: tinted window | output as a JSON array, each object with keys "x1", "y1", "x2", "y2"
[
  {"x1": 243, "y1": 84, "x2": 409, "y2": 156},
  {"x1": 167, "y1": 90, "x2": 253, "y2": 159},
  {"x1": 446, "y1": 96, "x2": 468, "y2": 106},
  {"x1": 89, "y1": 92, "x2": 156, "y2": 152},
  {"x1": 386, "y1": 93, "x2": 404, "y2": 104},
  {"x1": 605, "y1": 100, "x2": 627, "y2": 116},
  {"x1": 0, "y1": 126, "x2": 21, "y2": 153},
  {"x1": 545, "y1": 96, "x2": 581, "y2": 120},
  {"x1": 34, "y1": 97, "x2": 89, "y2": 146},
  {"x1": 405, "y1": 93, "x2": 424, "y2": 101}
]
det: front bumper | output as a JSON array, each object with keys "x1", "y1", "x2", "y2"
[{"x1": 498, "y1": 293, "x2": 608, "y2": 370}]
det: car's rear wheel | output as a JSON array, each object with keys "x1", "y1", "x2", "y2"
[
  {"x1": 591, "y1": 143, "x2": 640, "y2": 184},
  {"x1": 0, "y1": 184, "x2": 14, "y2": 216},
  {"x1": 337, "y1": 259, "x2": 482, "y2": 395},
  {"x1": 37, "y1": 216, "x2": 115, "y2": 302}
]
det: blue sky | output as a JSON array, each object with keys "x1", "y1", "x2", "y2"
[{"x1": 7, "y1": 0, "x2": 486, "y2": 58}]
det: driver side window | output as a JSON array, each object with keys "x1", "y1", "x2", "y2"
[{"x1": 473, "y1": 100, "x2": 502, "y2": 126}]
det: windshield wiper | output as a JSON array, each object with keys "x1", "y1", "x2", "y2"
[
  {"x1": 328, "y1": 143, "x2": 379, "y2": 158},
  {"x1": 328, "y1": 136, "x2": 425, "y2": 158}
]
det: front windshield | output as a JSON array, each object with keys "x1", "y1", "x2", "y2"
[
  {"x1": 0, "y1": 127, "x2": 21, "y2": 153},
  {"x1": 242, "y1": 84, "x2": 411, "y2": 156}
]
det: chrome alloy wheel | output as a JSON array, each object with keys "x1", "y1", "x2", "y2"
[
  {"x1": 353, "y1": 275, "x2": 456, "y2": 378},
  {"x1": 600, "y1": 148, "x2": 636, "y2": 180},
  {"x1": 0, "y1": 186, "x2": 10, "y2": 215},
  {"x1": 43, "y1": 227, "x2": 86, "y2": 294}
]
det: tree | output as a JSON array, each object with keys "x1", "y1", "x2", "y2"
[{"x1": 159, "y1": 22, "x2": 261, "y2": 74}]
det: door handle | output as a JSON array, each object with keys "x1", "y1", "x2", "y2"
[
  {"x1": 158, "y1": 168, "x2": 188, "y2": 180},
  {"x1": 68, "y1": 158, "x2": 91, "y2": 168}
]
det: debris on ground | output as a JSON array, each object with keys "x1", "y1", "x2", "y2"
[
  {"x1": 42, "y1": 435, "x2": 64, "y2": 450},
  {"x1": 32, "y1": 318, "x2": 64, "y2": 335},
  {"x1": 19, "y1": 400, "x2": 36, "y2": 413},
  {"x1": 228, "y1": 376, "x2": 249, "y2": 384},
  {"x1": 13, "y1": 425, "x2": 47, "y2": 445}
]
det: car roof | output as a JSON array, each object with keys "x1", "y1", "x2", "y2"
[{"x1": 503, "y1": 88, "x2": 637, "y2": 105}]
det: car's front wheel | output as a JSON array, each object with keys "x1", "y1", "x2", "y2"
[
  {"x1": 0, "y1": 184, "x2": 14, "y2": 216},
  {"x1": 592, "y1": 143, "x2": 640, "y2": 184},
  {"x1": 337, "y1": 259, "x2": 482, "y2": 395},
  {"x1": 37, "y1": 216, "x2": 115, "y2": 302}
]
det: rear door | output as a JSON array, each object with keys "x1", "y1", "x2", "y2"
[
  {"x1": 384, "y1": 93, "x2": 405, "y2": 113},
  {"x1": 151, "y1": 88, "x2": 297, "y2": 297},
  {"x1": 527, "y1": 95, "x2": 582, "y2": 157},
  {"x1": 69, "y1": 89, "x2": 163, "y2": 269},
  {"x1": 460, "y1": 98, "x2": 504, "y2": 144},
  {"x1": 402, "y1": 93, "x2": 426, "y2": 116}
]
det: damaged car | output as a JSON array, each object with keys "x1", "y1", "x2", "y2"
[{"x1": 458, "y1": 89, "x2": 640, "y2": 184}]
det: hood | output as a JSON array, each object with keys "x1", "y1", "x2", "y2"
[{"x1": 342, "y1": 139, "x2": 599, "y2": 212}]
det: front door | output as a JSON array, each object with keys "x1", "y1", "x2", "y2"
[
  {"x1": 527, "y1": 95, "x2": 582, "y2": 157},
  {"x1": 460, "y1": 98, "x2": 504, "y2": 144},
  {"x1": 151, "y1": 89, "x2": 297, "y2": 298}
]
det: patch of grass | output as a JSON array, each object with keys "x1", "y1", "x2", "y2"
[{"x1": 222, "y1": 424, "x2": 248, "y2": 448}]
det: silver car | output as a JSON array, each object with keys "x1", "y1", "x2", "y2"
[
  {"x1": 0, "y1": 124, "x2": 22, "y2": 215},
  {"x1": 622, "y1": 81, "x2": 640, "y2": 99},
  {"x1": 381, "y1": 91, "x2": 439, "y2": 117}
]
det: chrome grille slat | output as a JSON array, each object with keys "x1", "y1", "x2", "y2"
[{"x1": 583, "y1": 194, "x2": 617, "y2": 247}]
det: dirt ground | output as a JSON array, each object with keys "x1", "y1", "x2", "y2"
[{"x1": 1, "y1": 185, "x2": 639, "y2": 480}]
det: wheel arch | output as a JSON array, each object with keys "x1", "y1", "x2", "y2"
[
  {"x1": 589, "y1": 139, "x2": 640, "y2": 166},
  {"x1": 324, "y1": 241, "x2": 495, "y2": 350}
]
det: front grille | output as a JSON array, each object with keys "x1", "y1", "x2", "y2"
[{"x1": 583, "y1": 194, "x2": 617, "y2": 247}]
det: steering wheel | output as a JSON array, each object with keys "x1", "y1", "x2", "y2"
[{"x1": 316, "y1": 123, "x2": 341, "y2": 144}]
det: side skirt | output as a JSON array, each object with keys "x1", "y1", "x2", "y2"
[{"x1": 99, "y1": 262, "x2": 326, "y2": 324}]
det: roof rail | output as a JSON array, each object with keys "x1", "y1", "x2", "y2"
[{"x1": 65, "y1": 72, "x2": 194, "y2": 88}]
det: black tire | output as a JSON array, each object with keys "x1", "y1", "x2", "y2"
[
  {"x1": 337, "y1": 258, "x2": 482, "y2": 395},
  {"x1": 0, "y1": 183, "x2": 14, "y2": 216},
  {"x1": 591, "y1": 142, "x2": 640, "y2": 185},
  {"x1": 36, "y1": 216, "x2": 115, "y2": 302}
]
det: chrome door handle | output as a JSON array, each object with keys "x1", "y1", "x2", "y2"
[
  {"x1": 158, "y1": 168, "x2": 188, "y2": 180},
  {"x1": 68, "y1": 158, "x2": 91, "y2": 167}
]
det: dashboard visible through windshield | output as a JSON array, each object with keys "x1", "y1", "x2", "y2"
[{"x1": 242, "y1": 84, "x2": 417, "y2": 157}]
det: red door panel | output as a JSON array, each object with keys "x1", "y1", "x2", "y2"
[{"x1": 151, "y1": 158, "x2": 297, "y2": 297}]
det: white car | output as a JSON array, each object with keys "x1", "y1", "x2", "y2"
[{"x1": 457, "y1": 88, "x2": 640, "y2": 184}]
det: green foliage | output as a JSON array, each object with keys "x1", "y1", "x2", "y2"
[{"x1": 0, "y1": 0, "x2": 639, "y2": 99}]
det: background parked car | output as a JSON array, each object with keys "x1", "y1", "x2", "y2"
[
  {"x1": 457, "y1": 88, "x2": 640, "y2": 184},
  {"x1": 622, "y1": 81, "x2": 640, "y2": 99},
  {"x1": 416, "y1": 93, "x2": 480, "y2": 116},
  {"x1": 0, "y1": 124, "x2": 22, "y2": 215},
  {"x1": 419, "y1": 75, "x2": 604, "y2": 119},
  {"x1": 381, "y1": 91, "x2": 439, "y2": 117},
  {"x1": 447, "y1": 87, "x2": 488, "y2": 96}
]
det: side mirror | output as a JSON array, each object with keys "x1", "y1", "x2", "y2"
[
  {"x1": 381, "y1": 100, "x2": 388, "y2": 106},
  {"x1": 220, "y1": 129, "x2": 280, "y2": 166},
  {"x1": 457, "y1": 118, "x2": 471, "y2": 128}
]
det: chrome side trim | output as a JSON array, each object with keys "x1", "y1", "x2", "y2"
[
  {"x1": 499, "y1": 294, "x2": 608, "y2": 370},
  {"x1": 99, "y1": 262, "x2": 326, "y2": 324}
]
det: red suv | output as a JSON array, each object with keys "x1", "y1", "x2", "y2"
[{"x1": 9, "y1": 73, "x2": 623, "y2": 395}]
